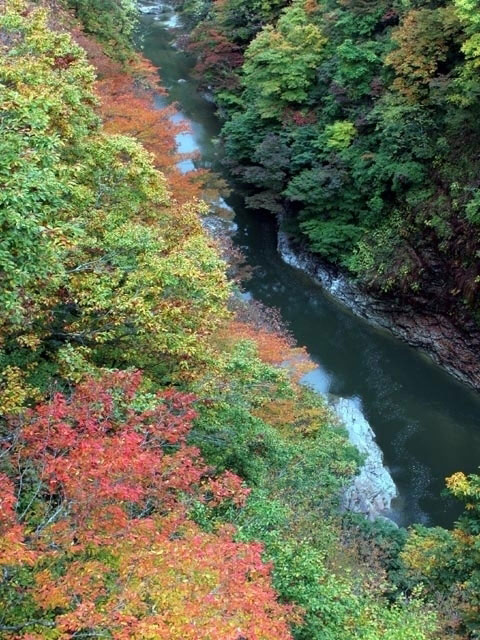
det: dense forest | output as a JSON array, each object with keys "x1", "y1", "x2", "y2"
[
  {"x1": 180, "y1": 0, "x2": 480, "y2": 337},
  {"x1": 0, "y1": 0, "x2": 480, "y2": 638}
]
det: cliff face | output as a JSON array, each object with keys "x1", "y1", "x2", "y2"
[{"x1": 278, "y1": 228, "x2": 480, "y2": 391}]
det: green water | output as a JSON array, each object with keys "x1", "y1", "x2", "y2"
[{"x1": 137, "y1": 1, "x2": 480, "y2": 527}]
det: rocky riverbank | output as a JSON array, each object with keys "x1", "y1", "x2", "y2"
[
  {"x1": 278, "y1": 228, "x2": 480, "y2": 392},
  {"x1": 331, "y1": 396, "x2": 397, "y2": 520}
]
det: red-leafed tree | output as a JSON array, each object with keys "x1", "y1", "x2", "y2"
[
  {"x1": 189, "y1": 24, "x2": 244, "y2": 91},
  {"x1": 0, "y1": 372, "x2": 297, "y2": 638}
]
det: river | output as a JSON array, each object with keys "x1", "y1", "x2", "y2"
[{"x1": 136, "y1": 1, "x2": 480, "y2": 528}]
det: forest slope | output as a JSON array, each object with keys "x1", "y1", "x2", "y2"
[
  {"x1": 180, "y1": 0, "x2": 480, "y2": 378},
  {"x1": 0, "y1": 1, "x2": 479, "y2": 638}
]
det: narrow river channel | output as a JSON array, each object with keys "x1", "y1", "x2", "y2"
[{"x1": 137, "y1": 1, "x2": 480, "y2": 528}]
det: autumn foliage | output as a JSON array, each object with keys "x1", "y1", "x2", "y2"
[
  {"x1": 189, "y1": 24, "x2": 244, "y2": 91},
  {"x1": 0, "y1": 15, "x2": 296, "y2": 638},
  {"x1": 0, "y1": 1, "x2": 230, "y2": 414},
  {"x1": 0, "y1": 372, "x2": 297, "y2": 638},
  {"x1": 73, "y1": 21, "x2": 208, "y2": 205},
  {"x1": 97, "y1": 73, "x2": 207, "y2": 205},
  {"x1": 0, "y1": 2, "x2": 451, "y2": 639}
]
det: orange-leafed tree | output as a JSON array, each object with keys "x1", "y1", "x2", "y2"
[
  {"x1": 386, "y1": 7, "x2": 461, "y2": 101},
  {"x1": 0, "y1": 372, "x2": 297, "y2": 639},
  {"x1": 96, "y1": 67, "x2": 208, "y2": 205},
  {"x1": 72, "y1": 21, "x2": 209, "y2": 205}
]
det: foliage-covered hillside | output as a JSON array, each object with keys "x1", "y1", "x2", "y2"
[
  {"x1": 0, "y1": 0, "x2": 479, "y2": 638},
  {"x1": 181, "y1": 0, "x2": 480, "y2": 332}
]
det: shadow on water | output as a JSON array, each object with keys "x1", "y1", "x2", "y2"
[{"x1": 137, "y1": 1, "x2": 480, "y2": 528}]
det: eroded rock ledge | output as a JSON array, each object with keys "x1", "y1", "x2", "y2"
[{"x1": 278, "y1": 229, "x2": 480, "y2": 392}]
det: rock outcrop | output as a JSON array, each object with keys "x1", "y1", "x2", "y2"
[{"x1": 331, "y1": 397, "x2": 397, "y2": 520}]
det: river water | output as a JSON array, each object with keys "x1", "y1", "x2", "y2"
[{"x1": 137, "y1": 1, "x2": 480, "y2": 528}]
